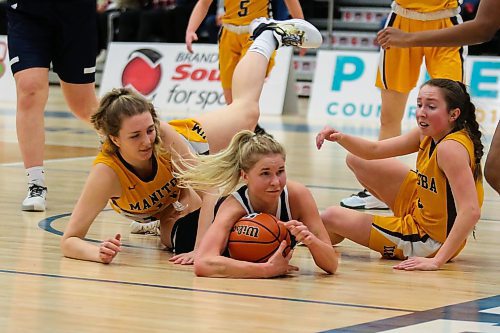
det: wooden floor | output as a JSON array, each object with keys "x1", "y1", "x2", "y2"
[{"x1": 0, "y1": 87, "x2": 499, "y2": 333}]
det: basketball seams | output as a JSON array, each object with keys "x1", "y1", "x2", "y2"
[{"x1": 228, "y1": 213, "x2": 292, "y2": 263}]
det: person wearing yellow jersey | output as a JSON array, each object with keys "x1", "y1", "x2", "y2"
[
  {"x1": 316, "y1": 78, "x2": 484, "y2": 271},
  {"x1": 376, "y1": 0, "x2": 500, "y2": 196},
  {"x1": 342, "y1": 0, "x2": 468, "y2": 210},
  {"x1": 60, "y1": 17, "x2": 323, "y2": 265},
  {"x1": 185, "y1": 0, "x2": 304, "y2": 134}
]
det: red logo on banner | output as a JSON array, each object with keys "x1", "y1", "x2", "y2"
[
  {"x1": 172, "y1": 64, "x2": 220, "y2": 81},
  {"x1": 122, "y1": 49, "x2": 162, "y2": 96}
]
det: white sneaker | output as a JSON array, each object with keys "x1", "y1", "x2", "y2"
[
  {"x1": 340, "y1": 189, "x2": 389, "y2": 210},
  {"x1": 250, "y1": 17, "x2": 323, "y2": 48},
  {"x1": 130, "y1": 220, "x2": 160, "y2": 235},
  {"x1": 21, "y1": 184, "x2": 47, "y2": 212}
]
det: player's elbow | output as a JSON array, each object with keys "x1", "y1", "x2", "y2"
[
  {"x1": 60, "y1": 235, "x2": 74, "y2": 257},
  {"x1": 194, "y1": 257, "x2": 217, "y2": 277},
  {"x1": 461, "y1": 205, "x2": 481, "y2": 227}
]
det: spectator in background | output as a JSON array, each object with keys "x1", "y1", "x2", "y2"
[
  {"x1": 96, "y1": 0, "x2": 147, "y2": 62},
  {"x1": 118, "y1": 0, "x2": 196, "y2": 43},
  {"x1": 7, "y1": 0, "x2": 99, "y2": 211}
]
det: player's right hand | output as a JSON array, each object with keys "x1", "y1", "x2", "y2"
[
  {"x1": 266, "y1": 240, "x2": 298, "y2": 277},
  {"x1": 376, "y1": 27, "x2": 411, "y2": 49},
  {"x1": 186, "y1": 31, "x2": 199, "y2": 53},
  {"x1": 316, "y1": 126, "x2": 343, "y2": 149},
  {"x1": 99, "y1": 234, "x2": 121, "y2": 264}
]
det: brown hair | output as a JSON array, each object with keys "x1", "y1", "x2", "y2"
[
  {"x1": 422, "y1": 79, "x2": 484, "y2": 180},
  {"x1": 91, "y1": 88, "x2": 164, "y2": 155}
]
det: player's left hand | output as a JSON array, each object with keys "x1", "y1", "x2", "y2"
[
  {"x1": 393, "y1": 256, "x2": 441, "y2": 271},
  {"x1": 169, "y1": 250, "x2": 196, "y2": 265},
  {"x1": 281, "y1": 220, "x2": 315, "y2": 246}
]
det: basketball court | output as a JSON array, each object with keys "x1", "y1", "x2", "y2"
[{"x1": 0, "y1": 87, "x2": 499, "y2": 332}]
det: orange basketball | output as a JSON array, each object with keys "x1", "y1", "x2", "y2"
[{"x1": 228, "y1": 213, "x2": 292, "y2": 263}]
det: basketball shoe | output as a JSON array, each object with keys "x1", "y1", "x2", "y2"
[
  {"x1": 250, "y1": 18, "x2": 323, "y2": 49},
  {"x1": 340, "y1": 189, "x2": 389, "y2": 210},
  {"x1": 22, "y1": 183, "x2": 47, "y2": 211},
  {"x1": 130, "y1": 220, "x2": 161, "y2": 236}
]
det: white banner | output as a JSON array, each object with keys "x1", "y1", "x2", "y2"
[
  {"x1": 309, "y1": 50, "x2": 500, "y2": 133},
  {"x1": 100, "y1": 42, "x2": 292, "y2": 117},
  {"x1": 0, "y1": 35, "x2": 17, "y2": 103}
]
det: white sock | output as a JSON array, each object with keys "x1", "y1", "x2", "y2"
[
  {"x1": 248, "y1": 30, "x2": 278, "y2": 61},
  {"x1": 26, "y1": 166, "x2": 45, "y2": 187}
]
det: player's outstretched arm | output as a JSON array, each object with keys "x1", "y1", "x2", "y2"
[{"x1": 61, "y1": 164, "x2": 122, "y2": 264}]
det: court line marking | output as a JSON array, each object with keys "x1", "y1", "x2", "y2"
[
  {"x1": 0, "y1": 268, "x2": 415, "y2": 313},
  {"x1": 38, "y1": 211, "x2": 156, "y2": 250}
]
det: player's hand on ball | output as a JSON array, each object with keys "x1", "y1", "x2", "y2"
[
  {"x1": 282, "y1": 220, "x2": 315, "y2": 246},
  {"x1": 99, "y1": 234, "x2": 121, "y2": 264},
  {"x1": 267, "y1": 240, "x2": 298, "y2": 277},
  {"x1": 316, "y1": 126, "x2": 343, "y2": 149}
]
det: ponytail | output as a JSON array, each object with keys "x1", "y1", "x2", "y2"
[{"x1": 455, "y1": 82, "x2": 484, "y2": 180}]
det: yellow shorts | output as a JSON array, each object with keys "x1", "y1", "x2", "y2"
[
  {"x1": 218, "y1": 28, "x2": 275, "y2": 89},
  {"x1": 376, "y1": 13, "x2": 465, "y2": 93},
  {"x1": 168, "y1": 118, "x2": 209, "y2": 155},
  {"x1": 370, "y1": 171, "x2": 447, "y2": 259}
]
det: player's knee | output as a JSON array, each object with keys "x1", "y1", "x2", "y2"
[
  {"x1": 16, "y1": 78, "x2": 47, "y2": 99},
  {"x1": 346, "y1": 153, "x2": 363, "y2": 173},
  {"x1": 321, "y1": 206, "x2": 342, "y2": 229},
  {"x1": 238, "y1": 100, "x2": 260, "y2": 128}
]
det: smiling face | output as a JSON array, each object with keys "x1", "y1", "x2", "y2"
[
  {"x1": 416, "y1": 84, "x2": 460, "y2": 141},
  {"x1": 110, "y1": 112, "x2": 156, "y2": 164},
  {"x1": 242, "y1": 153, "x2": 287, "y2": 202}
]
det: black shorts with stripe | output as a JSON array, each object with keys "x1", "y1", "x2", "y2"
[{"x1": 7, "y1": 0, "x2": 97, "y2": 83}]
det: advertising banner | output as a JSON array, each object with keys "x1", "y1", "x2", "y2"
[
  {"x1": 100, "y1": 43, "x2": 293, "y2": 117},
  {"x1": 309, "y1": 50, "x2": 500, "y2": 133},
  {"x1": 0, "y1": 36, "x2": 17, "y2": 103}
]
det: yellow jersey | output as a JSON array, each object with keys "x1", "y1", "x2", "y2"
[
  {"x1": 222, "y1": 0, "x2": 272, "y2": 25},
  {"x1": 94, "y1": 145, "x2": 180, "y2": 223},
  {"x1": 413, "y1": 129, "x2": 484, "y2": 243}
]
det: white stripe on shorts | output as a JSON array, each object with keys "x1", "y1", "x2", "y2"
[{"x1": 374, "y1": 227, "x2": 442, "y2": 258}]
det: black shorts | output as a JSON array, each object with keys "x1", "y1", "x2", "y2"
[
  {"x1": 7, "y1": 0, "x2": 97, "y2": 83},
  {"x1": 170, "y1": 209, "x2": 200, "y2": 254}
]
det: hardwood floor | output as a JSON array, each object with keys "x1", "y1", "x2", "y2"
[{"x1": 0, "y1": 87, "x2": 498, "y2": 332}]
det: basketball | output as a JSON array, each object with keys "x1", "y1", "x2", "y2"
[{"x1": 228, "y1": 213, "x2": 292, "y2": 263}]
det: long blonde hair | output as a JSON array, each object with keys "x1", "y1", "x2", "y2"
[{"x1": 174, "y1": 130, "x2": 286, "y2": 196}]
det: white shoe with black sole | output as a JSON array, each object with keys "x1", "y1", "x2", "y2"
[{"x1": 340, "y1": 189, "x2": 389, "y2": 210}]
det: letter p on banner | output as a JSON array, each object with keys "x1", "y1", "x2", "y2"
[{"x1": 332, "y1": 56, "x2": 364, "y2": 91}]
